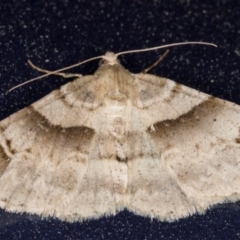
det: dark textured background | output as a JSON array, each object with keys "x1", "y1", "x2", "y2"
[{"x1": 0, "y1": 0, "x2": 240, "y2": 239}]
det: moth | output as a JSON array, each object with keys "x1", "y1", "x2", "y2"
[{"x1": 0, "y1": 42, "x2": 239, "y2": 222}]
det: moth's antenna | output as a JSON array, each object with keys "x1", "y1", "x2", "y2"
[
  {"x1": 8, "y1": 41, "x2": 217, "y2": 92},
  {"x1": 116, "y1": 42, "x2": 217, "y2": 57},
  {"x1": 8, "y1": 55, "x2": 105, "y2": 92},
  {"x1": 142, "y1": 49, "x2": 170, "y2": 73}
]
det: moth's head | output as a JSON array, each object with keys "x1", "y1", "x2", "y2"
[{"x1": 99, "y1": 52, "x2": 120, "y2": 66}]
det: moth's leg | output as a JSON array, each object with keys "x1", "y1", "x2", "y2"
[
  {"x1": 142, "y1": 49, "x2": 169, "y2": 73},
  {"x1": 28, "y1": 60, "x2": 83, "y2": 78}
]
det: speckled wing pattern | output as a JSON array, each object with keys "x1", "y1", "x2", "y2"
[{"x1": 0, "y1": 52, "x2": 239, "y2": 222}]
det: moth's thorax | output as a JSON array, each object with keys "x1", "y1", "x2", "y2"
[{"x1": 95, "y1": 61, "x2": 135, "y2": 104}]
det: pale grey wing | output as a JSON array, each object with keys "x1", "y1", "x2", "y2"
[
  {"x1": 0, "y1": 76, "x2": 126, "y2": 222},
  {"x1": 132, "y1": 73, "x2": 209, "y2": 127},
  {"x1": 152, "y1": 98, "x2": 240, "y2": 212},
  {"x1": 127, "y1": 74, "x2": 240, "y2": 221},
  {"x1": 29, "y1": 74, "x2": 106, "y2": 129}
]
